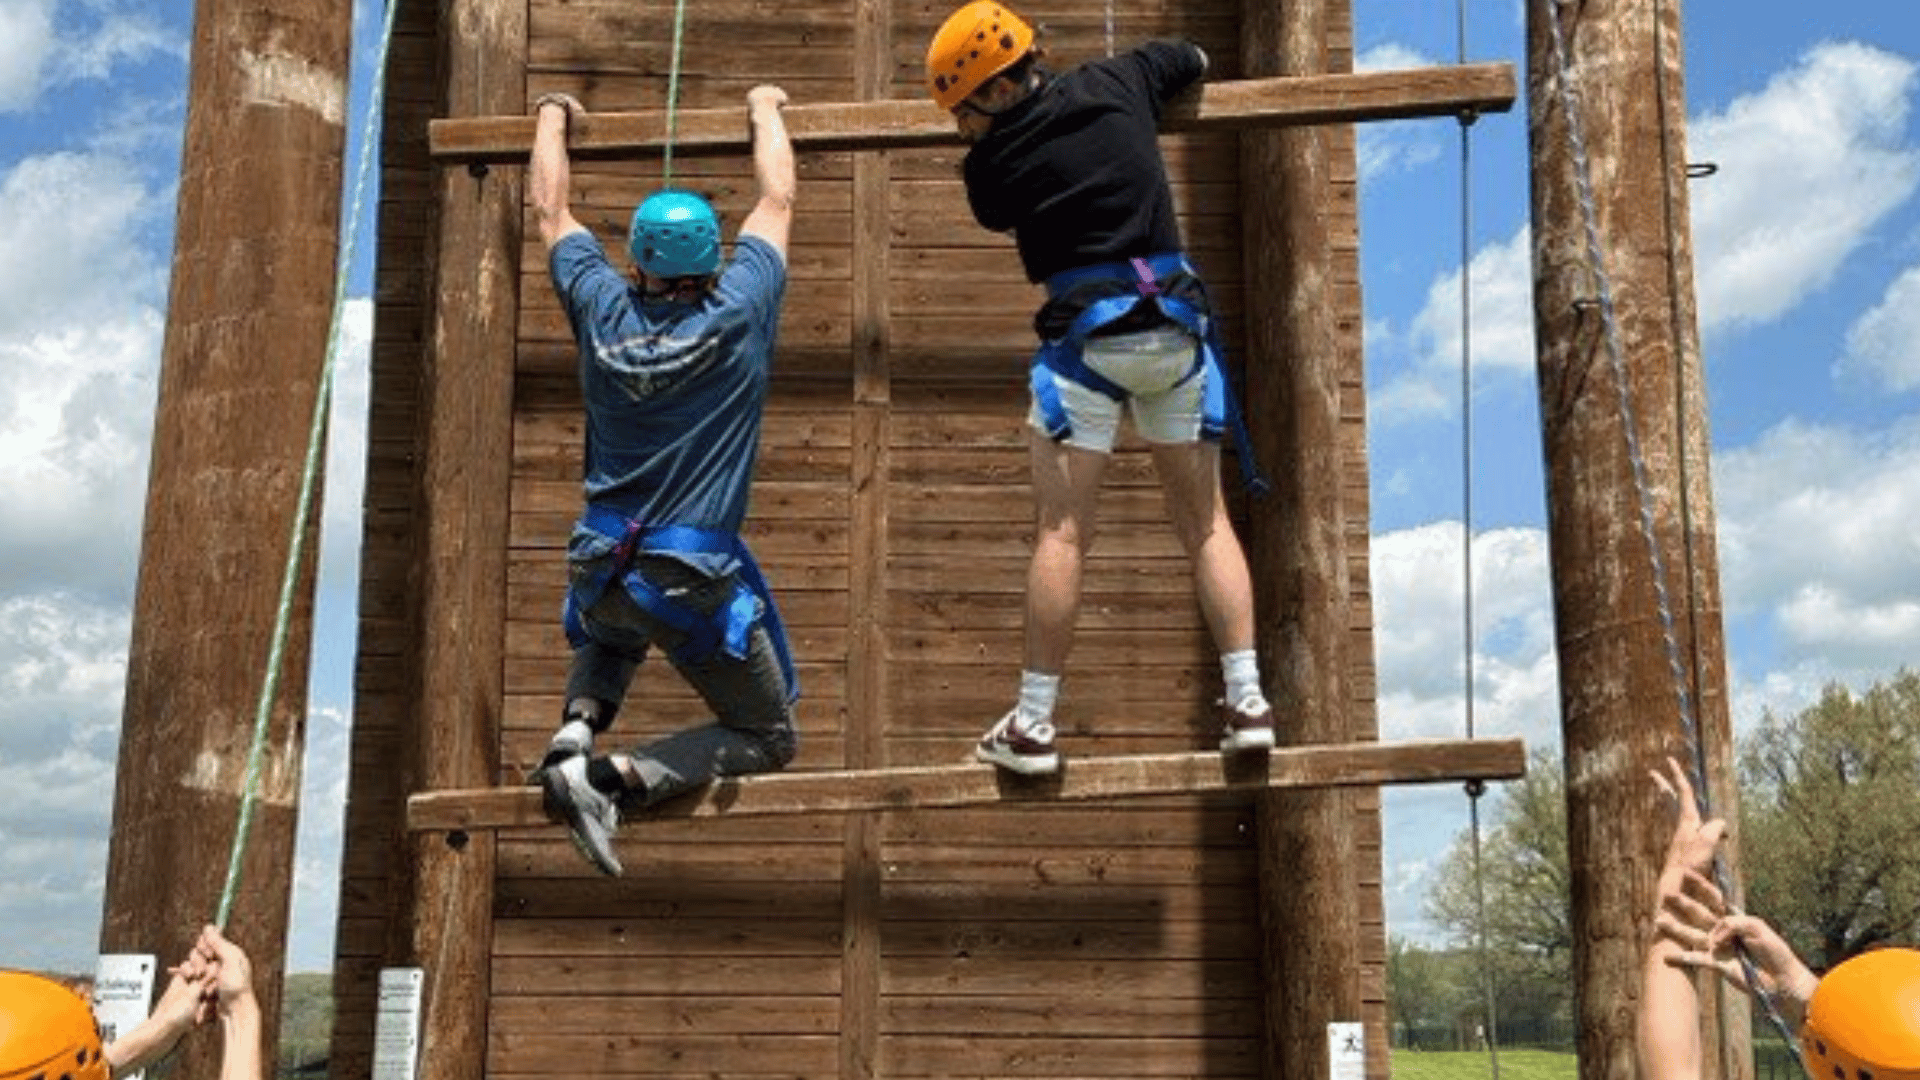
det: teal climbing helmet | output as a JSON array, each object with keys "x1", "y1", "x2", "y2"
[{"x1": 629, "y1": 189, "x2": 720, "y2": 278}]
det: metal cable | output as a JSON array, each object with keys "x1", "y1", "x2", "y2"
[{"x1": 1455, "y1": 4, "x2": 1502, "y2": 1072}]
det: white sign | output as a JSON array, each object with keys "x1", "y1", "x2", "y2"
[
  {"x1": 92, "y1": 954, "x2": 158, "y2": 1080},
  {"x1": 372, "y1": 967, "x2": 425, "y2": 1080},
  {"x1": 1327, "y1": 1021, "x2": 1365, "y2": 1080}
]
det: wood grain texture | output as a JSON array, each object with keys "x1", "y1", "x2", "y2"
[
  {"x1": 430, "y1": 65, "x2": 1516, "y2": 161},
  {"x1": 409, "y1": 738, "x2": 1524, "y2": 829}
]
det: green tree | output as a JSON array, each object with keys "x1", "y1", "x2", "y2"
[
  {"x1": 1428, "y1": 748, "x2": 1571, "y2": 959},
  {"x1": 1386, "y1": 937, "x2": 1454, "y2": 1047},
  {"x1": 1425, "y1": 747, "x2": 1573, "y2": 1042},
  {"x1": 1739, "y1": 672, "x2": 1920, "y2": 970}
]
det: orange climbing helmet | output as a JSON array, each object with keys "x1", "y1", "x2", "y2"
[
  {"x1": 1800, "y1": 947, "x2": 1920, "y2": 1080},
  {"x1": 925, "y1": 2, "x2": 1036, "y2": 112},
  {"x1": 0, "y1": 971, "x2": 110, "y2": 1080}
]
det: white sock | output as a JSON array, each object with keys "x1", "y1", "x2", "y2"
[
  {"x1": 1016, "y1": 670, "x2": 1061, "y2": 725},
  {"x1": 552, "y1": 718, "x2": 594, "y2": 753},
  {"x1": 1221, "y1": 650, "x2": 1268, "y2": 712}
]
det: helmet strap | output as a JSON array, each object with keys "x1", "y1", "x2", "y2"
[{"x1": 640, "y1": 273, "x2": 716, "y2": 302}]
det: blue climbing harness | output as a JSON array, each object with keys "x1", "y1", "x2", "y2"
[
  {"x1": 1030, "y1": 252, "x2": 1270, "y2": 494},
  {"x1": 564, "y1": 505, "x2": 799, "y2": 704}
]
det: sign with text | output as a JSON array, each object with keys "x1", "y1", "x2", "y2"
[
  {"x1": 372, "y1": 967, "x2": 425, "y2": 1080},
  {"x1": 92, "y1": 954, "x2": 158, "y2": 1080}
]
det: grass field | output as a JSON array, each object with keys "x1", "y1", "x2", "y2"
[{"x1": 1388, "y1": 1048, "x2": 1580, "y2": 1080}]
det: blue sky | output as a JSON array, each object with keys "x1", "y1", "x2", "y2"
[{"x1": 1, "y1": 0, "x2": 1917, "y2": 973}]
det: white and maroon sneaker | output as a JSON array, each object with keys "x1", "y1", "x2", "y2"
[
  {"x1": 975, "y1": 710, "x2": 1061, "y2": 775},
  {"x1": 1219, "y1": 699, "x2": 1276, "y2": 753}
]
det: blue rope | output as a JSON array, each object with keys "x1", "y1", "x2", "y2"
[
  {"x1": 1541, "y1": 3, "x2": 1804, "y2": 1070},
  {"x1": 215, "y1": 0, "x2": 399, "y2": 929}
]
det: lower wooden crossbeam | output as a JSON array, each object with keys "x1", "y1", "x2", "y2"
[{"x1": 407, "y1": 737, "x2": 1524, "y2": 832}]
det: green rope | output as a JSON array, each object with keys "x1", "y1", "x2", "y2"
[
  {"x1": 215, "y1": 0, "x2": 399, "y2": 929},
  {"x1": 661, "y1": 0, "x2": 689, "y2": 186}
]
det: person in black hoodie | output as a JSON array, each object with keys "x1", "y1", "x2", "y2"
[{"x1": 926, "y1": 2, "x2": 1274, "y2": 776}]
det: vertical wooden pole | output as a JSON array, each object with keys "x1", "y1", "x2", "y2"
[
  {"x1": 841, "y1": 0, "x2": 893, "y2": 1075},
  {"x1": 404, "y1": 0, "x2": 524, "y2": 1076},
  {"x1": 1319, "y1": 3, "x2": 1392, "y2": 1072},
  {"x1": 1240, "y1": 1, "x2": 1365, "y2": 1077},
  {"x1": 1526, "y1": 1, "x2": 1746, "y2": 1077},
  {"x1": 328, "y1": 0, "x2": 437, "y2": 1072},
  {"x1": 100, "y1": 0, "x2": 350, "y2": 1075}
]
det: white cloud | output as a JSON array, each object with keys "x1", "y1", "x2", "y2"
[
  {"x1": 1778, "y1": 584, "x2": 1920, "y2": 649},
  {"x1": 1838, "y1": 264, "x2": 1920, "y2": 393},
  {"x1": 0, "y1": 2, "x2": 184, "y2": 113},
  {"x1": 0, "y1": 151, "x2": 169, "y2": 601},
  {"x1": 48, "y1": 8, "x2": 180, "y2": 84},
  {"x1": 0, "y1": 151, "x2": 167, "y2": 330},
  {"x1": 1691, "y1": 42, "x2": 1920, "y2": 335},
  {"x1": 1372, "y1": 519, "x2": 1561, "y2": 945},
  {"x1": 1715, "y1": 416, "x2": 1920, "y2": 677},
  {"x1": 1353, "y1": 44, "x2": 1446, "y2": 183},
  {"x1": 1370, "y1": 226, "x2": 1536, "y2": 426},
  {"x1": 0, "y1": 318, "x2": 161, "y2": 600},
  {"x1": 0, "y1": 123, "x2": 367, "y2": 968},
  {"x1": 288, "y1": 703, "x2": 350, "y2": 971},
  {"x1": 0, "y1": 585, "x2": 356, "y2": 971},
  {"x1": 1355, "y1": 42, "x2": 1429, "y2": 74},
  {"x1": 1371, "y1": 521, "x2": 1559, "y2": 744},
  {"x1": 319, "y1": 298, "x2": 372, "y2": 591},
  {"x1": 1370, "y1": 42, "x2": 1920, "y2": 430},
  {"x1": 0, "y1": 0, "x2": 57, "y2": 112},
  {"x1": 0, "y1": 591, "x2": 127, "y2": 971}
]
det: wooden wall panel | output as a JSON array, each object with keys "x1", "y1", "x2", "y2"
[{"x1": 347, "y1": 0, "x2": 1380, "y2": 1077}]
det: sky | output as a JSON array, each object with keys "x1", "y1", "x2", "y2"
[{"x1": 0, "y1": 0, "x2": 1917, "y2": 975}]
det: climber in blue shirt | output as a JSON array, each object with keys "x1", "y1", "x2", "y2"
[{"x1": 526, "y1": 85, "x2": 798, "y2": 876}]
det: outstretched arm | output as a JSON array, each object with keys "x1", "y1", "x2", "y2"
[
  {"x1": 105, "y1": 952, "x2": 214, "y2": 1076},
  {"x1": 530, "y1": 92, "x2": 588, "y2": 250},
  {"x1": 1661, "y1": 887, "x2": 1819, "y2": 1031},
  {"x1": 738, "y1": 85, "x2": 795, "y2": 260},
  {"x1": 1638, "y1": 757, "x2": 1726, "y2": 1080},
  {"x1": 193, "y1": 925, "x2": 264, "y2": 1080}
]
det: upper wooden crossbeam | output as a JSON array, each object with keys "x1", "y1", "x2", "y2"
[
  {"x1": 429, "y1": 63, "x2": 1516, "y2": 164},
  {"x1": 407, "y1": 737, "x2": 1525, "y2": 831}
]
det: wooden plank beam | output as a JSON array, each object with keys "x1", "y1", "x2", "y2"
[
  {"x1": 430, "y1": 63, "x2": 1516, "y2": 164},
  {"x1": 408, "y1": 737, "x2": 1525, "y2": 831}
]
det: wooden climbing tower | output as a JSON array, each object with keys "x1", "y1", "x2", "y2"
[{"x1": 329, "y1": 2, "x2": 1519, "y2": 1078}]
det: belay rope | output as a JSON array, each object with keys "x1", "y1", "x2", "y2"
[
  {"x1": 1541, "y1": 0, "x2": 1805, "y2": 1071},
  {"x1": 214, "y1": 0, "x2": 400, "y2": 928}
]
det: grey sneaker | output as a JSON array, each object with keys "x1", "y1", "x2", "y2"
[
  {"x1": 1219, "y1": 699, "x2": 1276, "y2": 753},
  {"x1": 976, "y1": 710, "x2": 1060, "y2": 775},
  {"x1": 541, "y1": 755, "x2": 623, "y2": 876}
]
